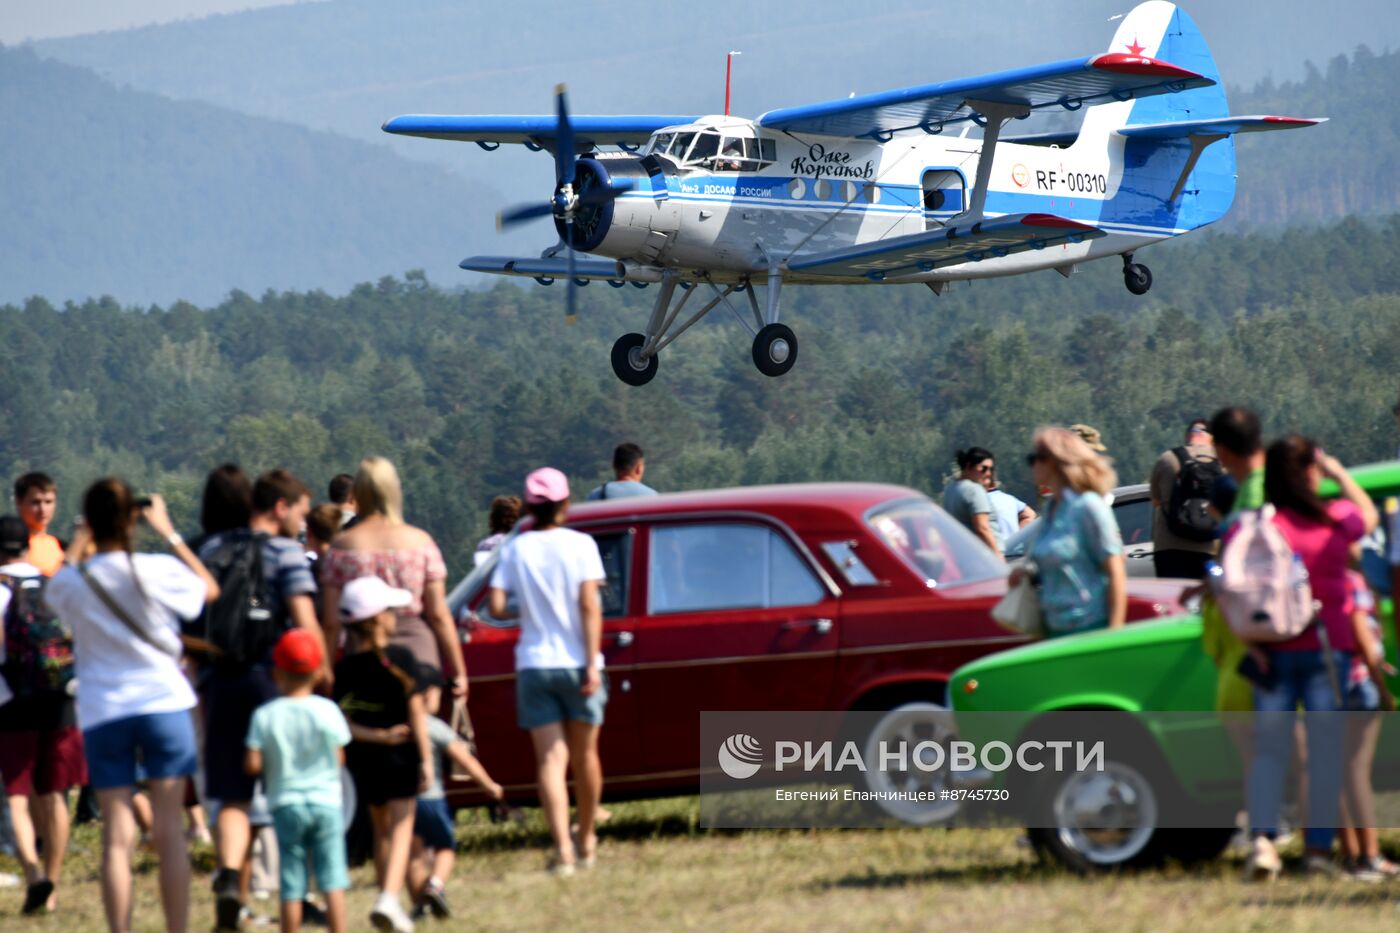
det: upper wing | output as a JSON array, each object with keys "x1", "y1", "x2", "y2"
[
  {"x1": 1117, "y1": 115, "x2": 1325, "y2": 139},
  {"x1": 382, "y1": 115, "x2": 700, "y2": 150},
  {"x1": 757, "y1": 54, "x2": 1211, "y2": 140},
  {"x1": 787, "y1": 213, "x2": 1104, "y2": 280}
]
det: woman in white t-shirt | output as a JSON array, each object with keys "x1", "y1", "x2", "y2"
[
  {"x1": 45, "y1": 478, "x2": 218, "y2": 933},
  {"x1": 488, "y1": 467, "x2": 606, "y2": 876}
]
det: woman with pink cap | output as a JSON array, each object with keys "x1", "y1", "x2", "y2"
[{"x1": 488, "y1": 467, "x2": 607, "y2": 876}]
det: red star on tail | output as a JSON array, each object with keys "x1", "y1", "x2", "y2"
[{"x1": 1125, "y1": 36, "x2": 1146, "y2": 56}]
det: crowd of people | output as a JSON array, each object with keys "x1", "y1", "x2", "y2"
[
  {"x1": 942, "y1": 402, "x2": 1400, "y2": 881},
  {"x1": 1, "y1": 408, "x2": 1398, "y2": 930},
  {"x1": 0, "y1": 445, "x2": 647, "y2": 933}
]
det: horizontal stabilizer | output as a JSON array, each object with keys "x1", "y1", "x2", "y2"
[
  {"x1": 787, "y1": 213, "x2": 1105, "y2": 280},
  {"x1": 383, "y1": 115, "x2": 699, "y2": 150},
  {"x1": 758, "y1": 53, "x2": 1212, "y2": 140},
  {"x1": 461, "y1": 255, "x2": 656, "y2": 282},
  {"x1": 1118, "y1": 115, "x2": 1325, "y2": 139}
]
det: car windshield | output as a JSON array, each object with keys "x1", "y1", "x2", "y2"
[
  {"x1": 866, "y1": 496, "x2": 1006, "y2": 588},
  {"x1": 445, "y1": 526, "x2": 521, "y2": 625}
]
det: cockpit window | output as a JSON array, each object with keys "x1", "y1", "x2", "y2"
[
  {"x1": 686, "y1": 131, "x2": 721, "y2": 163},
  {"x1": 667, "y1": 132, "x2": 695, "y2": 158},
  {"x1": 649, "y1": 133, "x2": 674, "y2": 156}
]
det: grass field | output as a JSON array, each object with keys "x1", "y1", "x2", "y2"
[{"x1": 3, "y1": 797, "x2": 1400, "y2": 932}]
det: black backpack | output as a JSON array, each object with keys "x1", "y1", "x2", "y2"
[
  {"x1": 1, "y1": 574, "x2": 75, "y2": 698},
  {"x1": 1163, "y1": 446, "x2": 1225, "y2": 542},
  {"x1": 199, "y1": 530, "x2": 276, "y2": 668}
]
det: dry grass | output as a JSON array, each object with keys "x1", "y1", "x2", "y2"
[{"x1": 3, "y1": 797, "x2": 1399, "y2": 932}]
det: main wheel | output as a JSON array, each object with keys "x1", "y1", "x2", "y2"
[
  {"x1": 752, "y1": 323, "x2": 798, "y2": 377},
  {"x1": 610, "y1": 333, "x2": 658, "y2": 386},
  {"x1": 1124, "y1": 263, "x2": 1152, "y2": 295},
  {"x1": 855, "y1": 702, "x2": 961, "y2": 825},
  {"x1": 1027, "y1": 754, "x2": 1168, "y2": 872}
]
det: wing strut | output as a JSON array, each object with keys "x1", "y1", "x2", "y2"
[{"x1": 962, "y1": 100, "x2": 1030, "y2": 224}]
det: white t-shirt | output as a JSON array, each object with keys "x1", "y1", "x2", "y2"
[
  {"x1": 0, "y1": 560, "x2": 39, "y2": 707},
  {"x1": 491, "y1": 528, "x2": 606, "y2": 670},
  {"x1": 45, "y1": 552, "x2": 205, "y2": 731}
]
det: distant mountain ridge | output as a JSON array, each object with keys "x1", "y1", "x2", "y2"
[{"x1": 0, "y1": 45, "x2": 503, "y2": 306}]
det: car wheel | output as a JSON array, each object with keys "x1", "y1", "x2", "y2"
[
  {"x1": 856, "y1": 702, "x2": 961, "y2": 826},
  {"x1": 1027, "y1": 756, "x2": 1168, "y2": 871}
]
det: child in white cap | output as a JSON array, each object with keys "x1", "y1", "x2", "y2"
[
  {"x1": 488, "y1": 467, "x2": 607, "y2": 876},
  {"x1": 332, "y1": 577, "x2": 429, "y2": 932}
]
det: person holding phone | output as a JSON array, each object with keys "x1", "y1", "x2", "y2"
[{"x1": 44, "y1": 479, "x2": 219, "y2": 933}]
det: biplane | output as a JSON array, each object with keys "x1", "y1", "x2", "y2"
[{"x1": 384, "y1": 1, "x2": 1320, "y2": 385}]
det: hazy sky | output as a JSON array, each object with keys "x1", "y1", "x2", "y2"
[{"x1": 0, "y1": 1, "x2": 295, "y2": 43}]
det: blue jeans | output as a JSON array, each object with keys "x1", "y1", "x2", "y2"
[{"x1": 1247, "y1": 649, "x2": 1349, "y2": 851}]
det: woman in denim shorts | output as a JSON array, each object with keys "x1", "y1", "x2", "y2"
[
  {"x1": 489, "y1": 467, "x2": 607, "y2": 875},
  {"x1": 44, "y1": 479, "x2": 220, "y2": 933}
]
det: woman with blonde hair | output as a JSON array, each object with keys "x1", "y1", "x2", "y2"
[
  {"x1": 1021, "y1": 426, "x2": 1127, "y2": 636},
  {"x1": 320, "y1": 457, "x2": 468, "y2": 697}
]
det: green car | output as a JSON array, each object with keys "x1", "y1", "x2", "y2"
[{"x1": 949, "y1": 461, "x2": 1400, "y2": 872}]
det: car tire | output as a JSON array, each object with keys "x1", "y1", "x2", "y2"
[
  {"x1": 1026, "y1": 752, "x2": 1170, "y2": 872},
  {"x1": 855, "y1": 702, "x2": 962, "y2": 826}
]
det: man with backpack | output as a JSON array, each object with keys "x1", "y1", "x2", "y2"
[
  {"x1": 198, "y1": 470, "x2": 321, "y2": 931},
  {"x1": 1150, "y1": 418, "x2": 1225, "y2": 579},
  {"x1": 0, "y1": 515, "x2": 83, "y2": 915}
]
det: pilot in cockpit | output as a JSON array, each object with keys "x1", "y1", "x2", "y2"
[{"x1": 717, "y1": 140, "x2": 745, "y2": 172}]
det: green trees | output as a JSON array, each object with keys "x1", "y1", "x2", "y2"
[{"x1": 3, "y1": 213, "x2": 1399, "y2": 578}]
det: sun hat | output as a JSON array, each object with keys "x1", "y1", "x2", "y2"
[
  {"x1": 523, "y1": 467, "x2": 570, "y2": 504},
  {"x1": 271, "y1": 628, "x2": 323, "y2": 674},
  {"x1": 1070, "y1": 424, "x2": 1107, "y2": 452},
  {"x1": 339, "y1": 575, "x2": 412, "y2": 623}
]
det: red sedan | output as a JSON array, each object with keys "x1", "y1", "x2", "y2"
[{"x1": 446, "y1": 483, "x2": 1185, "y2": 823}]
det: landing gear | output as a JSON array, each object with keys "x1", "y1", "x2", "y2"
[
  {"x1": 752, "y1": 323, "x2": 798, "y2": 377},
  {"x1": 607, "y1": 267, "x2": 800, "y2": 386},
  {"x1": 1122, "y1": 253, "x2": 1152, "y2": 295},
  {"x1": 610, "y1": 332, "x2": 657, "y2": 386}
]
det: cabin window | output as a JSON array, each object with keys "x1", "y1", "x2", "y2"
[
  {"x1": 686, "y1": 131, "x2": 721, "y2": 163},
  {"x1": 648, "y1": 133, "x2": 674, "y2": 155}
]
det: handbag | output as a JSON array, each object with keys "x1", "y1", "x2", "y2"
[
  {"x1": 992, "y1": 567, "x2": 1044, "y2": 637},
  {"x1": 448, "y1": 696, "x2": 478, "y2": 781}
]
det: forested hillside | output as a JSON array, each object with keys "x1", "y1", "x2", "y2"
[
  {"x1": 3, "y1": 216, "x2": 1398, "y2": 579},
  {"x1": 0, "y1": 47, "x2": 502, "y2": 306},
  {"x1": 33, "y1": 1, "x2": 1399, "y2": 232}
]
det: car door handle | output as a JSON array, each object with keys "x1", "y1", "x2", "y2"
[
  {"x1": 605, "y1": 631, "x2": 634, "y2": 648},
  {"x1": 782, "y1": 618, "x2": 833, "y2": 635}
]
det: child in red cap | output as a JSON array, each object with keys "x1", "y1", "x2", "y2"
[{"x1": 245, "y1": 629, "x2": 352, "y2": 933}]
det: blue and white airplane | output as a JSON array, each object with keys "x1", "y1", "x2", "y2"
[{"x1": 385, "y1": 1, "x2": 1320, "y2": 385}]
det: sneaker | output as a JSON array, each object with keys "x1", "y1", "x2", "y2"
[
  {"x1": 1244, "y1": 837, "x2": 1281, "y2": 883},
  {"x1": 1303, "y1": 853, "x2": 1348, "y2": 879},
  {"x1": 545, "y1": 852, "x2": 576, "y2": 878},
  {"x1": 1346, "y1": 859, "x2": 1385, "y2": 883},
  {"x1": 1359, "y1": 855, "x2": 1400, "y2": 878},
  {"x1": 422, "y1": 878, "x2": 450, "y2": 919},
  {"x1": 22, "y1": 879, "x2": 54, "y2": 915},
  {"x1": 369, "y1": 891, "x2": 414, "y2": 932},
  {"x1": 213, "y1": 868, "x2": 244, "y2": 930}
]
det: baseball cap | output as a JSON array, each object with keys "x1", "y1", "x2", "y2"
[
  {"x1": 339, "y1": 575, "x2": 412, "y2": 623},
  {"x1": 0, "y1": 516, "x2": 29, "y2": 556},
  {"x1": 272, "y1": 628, "x2": 323, "y2": 674},
  {"x1": 523, "y1": 467, "x2": 570, "y2": 505},
  {"x1": 1070, "y1": 424, "x2": 1107, "y2": 452}
]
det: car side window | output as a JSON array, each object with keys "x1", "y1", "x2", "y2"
[
  {"x1": 648, "y1": 523, "x2": 825, "y2": 614},
  {"x1": 594, "y1": 532, "x2": 630, "y2": 618},
  {"x1": 1113, "y1": 498, "x2": 1153, "y2": 546}
]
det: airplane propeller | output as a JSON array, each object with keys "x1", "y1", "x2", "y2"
[{"x1": 495, "y1": 84, "x2": 634, "y2": 323}]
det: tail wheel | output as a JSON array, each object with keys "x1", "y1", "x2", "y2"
[
  {"x1": 752, "y1": 323, "x2": 798, "y2": 377},
  {"x1": 610, "y1": 332, "x2": 658, "y2": 386},
  {"x1": 1124, "y1": 263, "x2": 1152, "y2": 295}
]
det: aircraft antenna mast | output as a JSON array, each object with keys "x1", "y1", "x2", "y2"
[{"x1": 725, "y1": 51, "x2": 741, "y2": 116}]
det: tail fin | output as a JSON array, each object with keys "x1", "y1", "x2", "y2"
[
  {"x1": 1079, "y1": 1, "x2": 1229, "y2": 138},
  {"x1": 1078, "y1": 1, "x2": 1236, "y2": 228}
]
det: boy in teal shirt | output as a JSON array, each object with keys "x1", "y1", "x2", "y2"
[{"x1": 245, "y1": 629, "x2": 351, "y2": 933}]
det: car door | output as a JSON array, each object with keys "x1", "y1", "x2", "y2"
[
  {"x1": 631, "y1": 519, "x2": 840, "y2": 776},
  {"x1": 458, "y1": 526, "x2": 641, "y2": 796}
]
